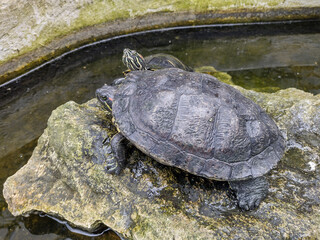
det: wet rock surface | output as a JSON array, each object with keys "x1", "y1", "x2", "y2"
[{"x1": 3, "y1": 81, "x2": 320, "y2": 239}]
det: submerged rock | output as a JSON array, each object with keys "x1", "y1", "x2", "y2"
[{"x1": 3, "y1": 82, "x2": 320, "y2": 239}]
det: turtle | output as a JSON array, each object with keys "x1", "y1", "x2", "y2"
[
  {"x1": 96, "y1": 66, "x2": 286, "y2": 210},
  {"x1": 122, "y1": 48, "x2": 193, "y2": 72}
]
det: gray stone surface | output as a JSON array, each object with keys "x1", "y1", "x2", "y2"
[{"x1": 3, "y1": 83, "x2": 320, "y2": 239}]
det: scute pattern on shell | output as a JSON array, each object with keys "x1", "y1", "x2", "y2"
[{"x1": 112, "y1": 68, "x2": 285, "y2": 181}]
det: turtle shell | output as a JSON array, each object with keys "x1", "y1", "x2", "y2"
[
  {"x1": 112, "y1": 68, "x2": 285, "y2": 181},
  {"x1": 144, "y1": 53, "x2": 193, "y2": 72}
]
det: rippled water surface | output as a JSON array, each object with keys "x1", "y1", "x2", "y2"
[{"x1": 0, "y1": 20, "x2": 320, "y2": 239}]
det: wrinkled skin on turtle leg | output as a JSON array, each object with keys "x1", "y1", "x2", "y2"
[
  {"x1": 229, "y1": 176, "x2": 269, "y2": 210},
  {"x1": 104, "y1": 132, "x2": 128, "y2": 174}
]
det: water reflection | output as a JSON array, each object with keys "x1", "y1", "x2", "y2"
[
  {"x1": 0, "y1": 210, "x2": 120, "y2": 240},
  {"x1": 231, "y1": 65, "x2": 320, "y2": 93}
]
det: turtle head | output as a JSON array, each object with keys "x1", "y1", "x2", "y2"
[
  {"x1": 96, "y1": 84, "x2": 115, "y2": 113},
  {"x1": 122, "y1": 48, "x2": 147, "y2": 71}
]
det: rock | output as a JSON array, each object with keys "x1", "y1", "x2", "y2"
[{"x1": 3, "y1": 83, "x2": 320, "y2": 239}]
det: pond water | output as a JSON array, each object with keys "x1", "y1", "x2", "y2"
[{"x1": 0, "y1": 20, "x2": 320, "y2": 239}]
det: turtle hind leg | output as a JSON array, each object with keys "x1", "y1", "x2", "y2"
[
  {"x1": 104, "y1": 133, "x2": 128, "y2": 174},
  {"x1": 229, "y1": 176, "x2": 268, "y2": 211}
]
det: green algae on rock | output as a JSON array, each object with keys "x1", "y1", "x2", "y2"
[
  {"x1": 195, "y1": 65, "x2": 235, "y2": 85},
  {"x1": 3, "y1": 77, "x2": 320, "y2": 239}
]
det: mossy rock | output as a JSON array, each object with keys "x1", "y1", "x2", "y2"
[{"x1": 3, "y1": 78, "x2": 320, "y2": 239}]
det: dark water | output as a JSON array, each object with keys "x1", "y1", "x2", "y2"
[{"x1": 0, "y1": 20, "x2": 320, "y2": 239}]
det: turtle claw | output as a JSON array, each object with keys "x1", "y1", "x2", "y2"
[
  {"x1": 238, "y1": 196, "x2": 262, "y2": 211},
  {"x1": 238, "y1": 201, "x2": 249, "y2": 211},
  {"x1": 229, "y1": 177, "x2": 268, "y2": 211},
  {"x1": 103, "y1": 133, "x2": 128, "y2": 175},
  {"x1": 252, "y1": 198, "x2": 262, "y2": 209}
]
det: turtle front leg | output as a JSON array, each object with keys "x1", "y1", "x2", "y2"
[
  {"x1": 229, "y1": 176, "x2": 268, "y2": 210},
  {"x1": 103, "y1": 133, "x2": 128, "y2": 174}
]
